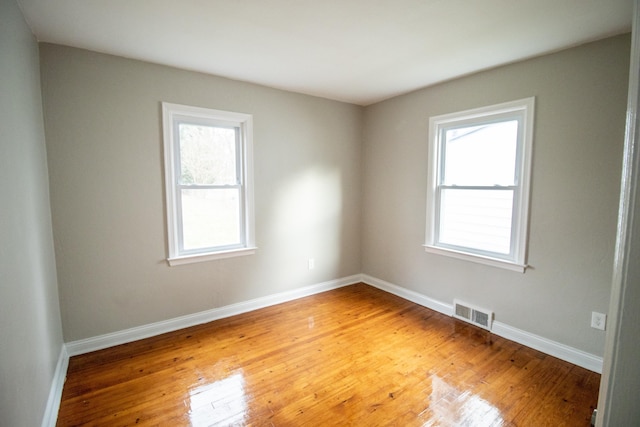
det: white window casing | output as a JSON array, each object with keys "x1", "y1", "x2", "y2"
[
  {"x1": 162, "y1": 102, "x2": 256, "y2": 266},
  {"x1": 424, "y1": 98, "x2": 535, "y2": 272}
]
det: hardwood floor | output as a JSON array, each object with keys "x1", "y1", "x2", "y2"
[{"x1": 56, "y1": 283, "x2": 600, "y2": 426}]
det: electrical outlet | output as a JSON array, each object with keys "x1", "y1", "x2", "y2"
[
  {"x1": 308, "y1": 258, "x2": 315, "y2": 270},
  {"x1": 591, "y1": 312, "x2": 606, "y2": 331}
]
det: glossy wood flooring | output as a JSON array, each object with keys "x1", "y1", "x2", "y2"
[{"x1": 57, "y1": 283, "x2": 600, "y2": 426}]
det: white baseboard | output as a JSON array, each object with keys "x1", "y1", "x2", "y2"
[
  {"x1": 66, "y1": 274, "x2": 361, "y2": 356},
  {"x1": 361, "y1": 274, "x2": 603, "y2": 373},
  {"x1": 41, "y1": 345, "x2": 69, "y2": 427},
  {"x1": 65, "y1": 272, "x2": 604, "y2": 373},
  {"x1": 491, "y1": 321, "x2": 603, "y2": 373},
  {"x1": 361, "y1": 274, "x2": 453, "y2": 315}
]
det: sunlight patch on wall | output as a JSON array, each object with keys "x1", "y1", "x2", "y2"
[{"x1": 267, "y1": 166, "x2": 343, "y2": 280}]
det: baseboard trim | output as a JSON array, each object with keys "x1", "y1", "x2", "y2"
[
  {"x1": 361, "y1": 274, "x2": 453, "y2": 316},
  {"x1": 65, "y1": 272, "x2": 604, "y2": 373},
  {"x1": 66, "y1": 275, "x2": 361, "y2": 356},
  {"x1": 361, "y1": 274, "x2": 603, "y2": 373},
  {"x1": 41, "y1": 344, "x2": 69, "y2": 427},
  {"x1": 491, "y1": 321, "x2": 603, "y2": 373}
]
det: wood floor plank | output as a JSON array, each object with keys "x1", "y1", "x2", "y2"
[{"x1": 57, "y1": 283, "x2": 599, "y2": 426}]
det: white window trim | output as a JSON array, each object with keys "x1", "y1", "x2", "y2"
[
  {"x1": 162, "y1": 102, "x2": 256, "y2": 266},
  {"x1": 424, "y1": 97, "x2": 535, "y2": 273}
]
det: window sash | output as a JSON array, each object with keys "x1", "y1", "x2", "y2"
[
  {"x1": 435, "y1": 185, "x2": 517, "y2": 260},
  {"x1": 176, "y1": 186, "x2": 245, "y2": 255},
  {"x1": 176, "y1": 121, "x2": 242, "y2": 186},
  {"x1": 439, "y1": 118, "x2": 521, "y2": 187}
]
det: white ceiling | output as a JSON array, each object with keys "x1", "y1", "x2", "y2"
[{"x1": 17, "y1": 0, "x2": 633, "y2": 106}]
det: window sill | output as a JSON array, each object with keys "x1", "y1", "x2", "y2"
[
  {"x1": 168, "y1": 247, "x2": 257, "y2": 266},
  {"x1": 423, "y1": 245, "x2": 527, "y2": 273}
]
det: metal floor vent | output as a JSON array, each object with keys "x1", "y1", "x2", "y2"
[{"x1": 453, "y1": 299, "x2": 493, "y2": 331}]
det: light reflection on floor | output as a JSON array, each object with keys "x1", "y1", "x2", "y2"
[
  {"x1": 422, "y1": 375, "x2": 504, "y2": 427},
  {"x1": 187, "y1": 372, "x2": 248, "y2": 426}
]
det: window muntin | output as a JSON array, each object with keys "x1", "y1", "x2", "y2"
[
  {"x1": 425, "y1": 98, "x2": 534, "y2": 272},
  {"x1": 163, "y1": 103, "x2": 255, "y2": 265}
]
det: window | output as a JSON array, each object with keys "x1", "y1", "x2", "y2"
[
  {"x1": 424, "y1": 98, "x2": 534, "y2": 272},
  {"x1": 162, "y1": 102, "x2": 255, "y2": 266}
]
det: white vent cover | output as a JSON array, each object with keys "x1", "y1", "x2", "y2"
[{"x1": 453, "y1": 299, "x2": 493, "y2": 331}]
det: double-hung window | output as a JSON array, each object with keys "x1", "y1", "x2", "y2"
[
  {"x1": 424, "y1": 98, "x2": 534, "y2": 272},
  {"x1": 162, "y1": 103, "x2": 255, "y2": 266}
]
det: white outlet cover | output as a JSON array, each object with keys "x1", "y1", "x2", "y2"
[{"x1": 591, "y1": 312, "x2": 606, "y2": 331}]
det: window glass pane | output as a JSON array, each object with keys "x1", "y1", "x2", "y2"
[
  {"x1": 181, "y1": 188, "x2": 241, "y2": 250},
  {"x1": 439, "y1": 188, "x2": 513, "y2": 254},
  {"x1": 443, "y1": 120, "x2": 518, "y2": 186},
  {"x1": 179, "y1": 123, "x2": 237, "y2": 185}
]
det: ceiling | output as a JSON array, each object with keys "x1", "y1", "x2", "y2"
[{"x1": 17, "y1": 0, "x2": 633, "y2": 106}]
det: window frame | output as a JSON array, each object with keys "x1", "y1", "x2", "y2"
[
  {"x1": 424, "y1": 98, "x2": 535, "y2": 272},
  {"x1": 162, "y1": 102, "x2": 256, "y2": 266}
]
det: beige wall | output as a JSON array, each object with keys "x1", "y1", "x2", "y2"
[
  {"x1": 40, "y1": 34, "x2": 629, "y2": 359},
  {"x1": 362, "y1": 34, "x2": 630, "y2": 356},
  {"x1": 40, "y1": 44, "x2": 363, "y2": 342},
  {"x1": 0, "y1": 0, "x2": 64, "y2": 425}
]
